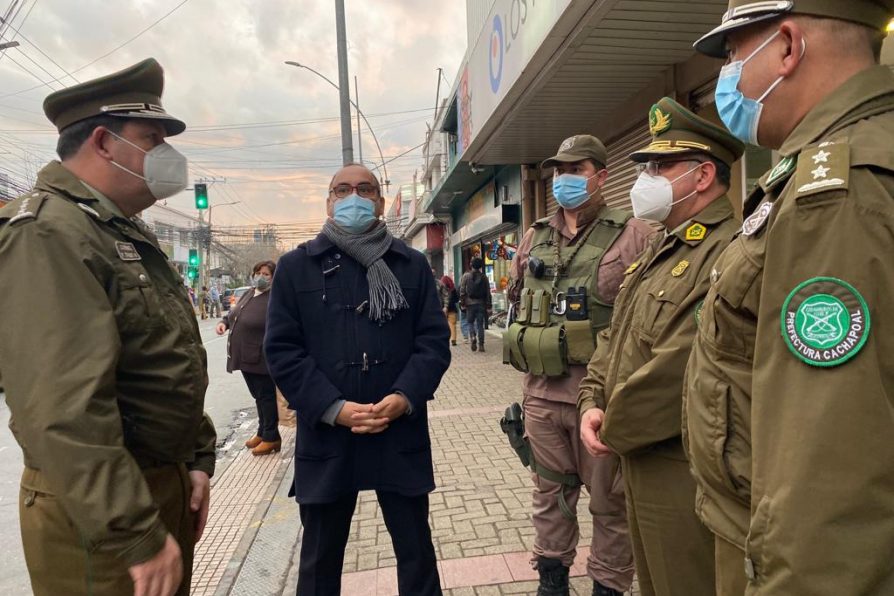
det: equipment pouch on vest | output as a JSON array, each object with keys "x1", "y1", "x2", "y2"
[
  {"x1": 564, "y1": 319, "x2": 596, "y2": 365},
  {"x1": 503, "y1": 322, "x2": 529, "y2": 373},
  {"x1": 529, "y1": 289, "x2": 551, "y2": 326},
  {"x1": 522, "y1": 325, "x2": 567, "y2": 376},
  {"x1": 516, "y1": 288, "x2": 532, "y2": 324},
  {"x1": 565, "y1": 286, "x2": 588, "y2": 321}
]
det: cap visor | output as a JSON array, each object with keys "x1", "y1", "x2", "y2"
[
  {"x1": 542, "y1": 152, "x2": 594, "y2": 169},
  {"x1": 693, "y1": 13, "x2": 783, "y2": 58},
  {"x1": 629, "y1": 147, "x2": 702, "y2": 163},
  {"x1": 109, "y1": 111, "x2": 186, "y2": 136}
]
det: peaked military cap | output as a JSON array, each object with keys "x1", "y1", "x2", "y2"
[
  {"x1": 630, "y1": 97, "x2": 745, "y2": 167},
  {"x1": 542, "y1": 135, "x2": 608, "y2": 169},
  {"x1": 43, "y1": 58, "x2": 186, "y2": 135},
  {"x1": 696, "y1": 0, "x2": 894, "y2": 58}
]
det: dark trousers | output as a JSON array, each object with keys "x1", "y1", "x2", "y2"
[
  {"x1": 297, "y1": 491, "x2": 441, "y2": 596},
  {"x1": 242, "y1": 371, "x2": 281, "y2": 442},
  {"x1": 466, "y1": 303, "x2": 486, "y2": 344}
]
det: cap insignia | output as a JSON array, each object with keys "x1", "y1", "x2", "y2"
[{"x1": 649, "y1": 106, "x2": 672, "y2": 136}]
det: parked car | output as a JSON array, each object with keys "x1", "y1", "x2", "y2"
[{"x1": 222, "y1": 286, "x2": 251, "y2": 312}]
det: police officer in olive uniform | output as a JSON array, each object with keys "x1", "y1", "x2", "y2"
[
  {"x1": 507, "y1": 135, "x2": 653, "y2": 596},
  {"x1": 0, "y1": 59, "x2": 216, "y2": 596},
  {"x1": 577, "y1": 98, "x2": 744, "y2": 596},
  {"x1": 685, "y1": 2, "x2": 894, "y2": 594}
]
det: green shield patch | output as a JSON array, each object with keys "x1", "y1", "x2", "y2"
[{"x1": 781, "y1": 277, "x2": 870, "y2": 367}]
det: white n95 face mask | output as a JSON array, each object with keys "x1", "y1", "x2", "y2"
[
  {"x1": 630, "y1": 163, "x2": 701, "y2": 223},
  {"x1": 107, "y1": 130, "x2": 189, "y2": 200}
]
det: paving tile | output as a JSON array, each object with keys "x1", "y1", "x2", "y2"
[{"x1": 440, "y1": 554, "x2": 513, "y2": 589}]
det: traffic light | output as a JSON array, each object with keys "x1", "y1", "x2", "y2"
[
  {"x1": 187, "y1": 266, "x2": 198, "y2": 281},
  {"x1": 194, "y1": 183, "x2": 208, "y2": 209},
  {"x1": 188, "y1": 248, "x2": 200, "y2": 267}
]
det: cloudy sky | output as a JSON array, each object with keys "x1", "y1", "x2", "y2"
[{"x1": 0, "y1": 0, "x2": 467, "y2": 227}]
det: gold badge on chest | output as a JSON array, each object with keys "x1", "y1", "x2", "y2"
[{"x1": 671, "y1": 260, "x2": 690, "y2": 277}]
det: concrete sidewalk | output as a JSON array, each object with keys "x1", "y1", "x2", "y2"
[{"x1": 194, "y1": 334, "x2": 639, "y2": 595}]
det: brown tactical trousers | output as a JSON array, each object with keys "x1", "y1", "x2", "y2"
[
  {"x1": 20, "y1": 463, "x2": 195, "y2": 596},
  {"x1": 524, "y1": 395, "x2": 634, "y2": 592}
]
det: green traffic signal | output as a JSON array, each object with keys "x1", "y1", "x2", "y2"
[
  {"x1": 188, "y1": 248, "x2": 200, "y2": 267},
  {"x1": 194, "y1": 183, "x2": 208, "y2": 209},
  {"x1": 187, "y1": 266, "x2": 198, "y2": 281}
]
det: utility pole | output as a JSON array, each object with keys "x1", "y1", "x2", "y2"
[
  {"x1": 335, "y1": 0, "x2": 354, "y2": 165},
  {"x1": 354, "y1": 75, "x2": 362, "y2": 164}
]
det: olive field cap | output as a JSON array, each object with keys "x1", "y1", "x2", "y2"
[
  {"x1": 695, "y1": 0, "x2": 894, "y2": 58},
  {"x1": 630, "y1": 97, "x2": 745, "y2": 167},
  {"x1": 43, "y1": 58, "x2": 186, "y2": 135},
  {"x1": 542, "y1": 135, "x2": 608, "y2": 169}
]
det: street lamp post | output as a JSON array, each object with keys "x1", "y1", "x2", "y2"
[
  {"x1": 284, "y1": 61, "x2": 391, "y2": 192},
  {"x1": 334, "y1": 0, "x2": 353, "y2": 165}
]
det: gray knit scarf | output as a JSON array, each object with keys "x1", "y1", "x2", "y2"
[{"x1": 322, "y1": 219, "x2": 409, "y2": 323}]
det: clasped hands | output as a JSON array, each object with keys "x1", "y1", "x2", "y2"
[
  {"x1": 336, "y1": 393, "x2": 409, "y2": 434},
  {"x1": 580, "y1": 407, "x2": 614, "y2": 457}
]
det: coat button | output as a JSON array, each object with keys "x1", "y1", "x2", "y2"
[
  {"x1": 139, "y1": 273, "x2": 148, "y2": 282},
  {"x1": 334, "y1": 253, "x2": 341, "y2": 260},
  {"x1": 744, "y1": 557, "x2": 756, "y2": 581},
  {"x1": 658, "y1": 290, "x2": 665, "y2": 297},
  {"x1": 710, "y1": 268, "x2": 720, "y2": 284}
]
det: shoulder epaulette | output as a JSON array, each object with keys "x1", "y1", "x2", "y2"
[
  {"x1": 0, "y1": 191, "x2": 49, "y2": 226},
  {"x1": 597, "y1": 206, "x2": 632, "y2": 228},
  {"x1": 794, "y1": 141, "x2": 850, "y2": 199},
  {"x1": 532, "y1": 216, "x2": 552, "y2": 228}
]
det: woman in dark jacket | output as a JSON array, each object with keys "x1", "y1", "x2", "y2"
[{"x1": 216, "y1": 260, "x2": 281, "y2": 456}]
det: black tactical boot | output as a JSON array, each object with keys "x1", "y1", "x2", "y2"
[
  {"x1": 592, "y1": 580, "x2": 623, "y2": 596},
  {"x1": 536, "y1": 557, "x2": 569, "y2": 596}
]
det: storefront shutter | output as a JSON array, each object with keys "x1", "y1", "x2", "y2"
[
  {"x1": 545, "y1": 173, "x2": 559, "y2": 219},
  {"x1": 601, "y1": 124, "x2": 651, "y2": 210}
]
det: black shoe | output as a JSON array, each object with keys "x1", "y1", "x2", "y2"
[
  {"x1": 592, "y1": 581, "x2": 623, "y2": 596},
  {"x1": 451, "y1": 340, "x2": 457, "y2": 346},
  {"x1": 536, "y1": 557, "x2": 569, "y2": 596},
  {"x1": 479, "y1": 344, "x2": 485, "y2": 352},
  {"x1": 471, "y1": 339, "x2": 478, "y2": 352}
]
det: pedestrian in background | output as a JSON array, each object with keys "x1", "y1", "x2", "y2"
[
  {"x1": 209, "y1": 284, "x2": 222, "y2": 318},
  {"x1": 441, "y1": 275, "x2": 459, "y2": 346},
  {"x1": 459, "y1": 257, "x2": 491, "y2": 352},
  {"x1": 0, "y1": 58, "x2": 216, "y2": 596},
  {"x1": 216, "y1": 260, "x2": 281, "y2": 456},
  {"x1": 199, "y1": 285, "x2": 210, "y2": 319},
  {"x1": 265, "y1": 163, "x2": 450, "y2": 595}
]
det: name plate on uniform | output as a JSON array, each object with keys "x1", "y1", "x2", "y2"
[{"x1": 115, "y1": 241, "x2": 142, "y2": 261}]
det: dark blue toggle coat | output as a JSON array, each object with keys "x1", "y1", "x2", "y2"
[{"x1": 264, "y1": 232, "x2": 451, "y2": 503}]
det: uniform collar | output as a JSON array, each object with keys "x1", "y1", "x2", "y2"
[
  {"x1": 549, "y1": 199, "x2": 607, "y2": 239},
  {"x1": 35, "y1": 161, "x2": 123, "y2": 223},
  {"x1": 779, "y1": 66, "x2": 894, "y2": 157},
  {"x1": 671, "y1": 195, "x2": 735, "y2": 246},
  {"x1": 305, "y1": 231, "x2": 412, "y2": 260}
]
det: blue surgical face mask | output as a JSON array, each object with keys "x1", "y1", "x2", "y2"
[
  {"x1": 716, "y1": 31, "x2": 805, "y2": 146},
  {"x1": 552, "y1": 172, "x2": 600, "y2": 209},
  {"x1": 332, "y1": 193, "x2": 377, "y2": 234}
]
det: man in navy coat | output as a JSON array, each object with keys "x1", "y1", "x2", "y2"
[{"x1": 265, "y1": 164, "x2": 451, "y2": 596}]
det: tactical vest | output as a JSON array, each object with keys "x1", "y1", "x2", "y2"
[{"x1": 503, "y1": 207, "x2": 630, "y2": 376}]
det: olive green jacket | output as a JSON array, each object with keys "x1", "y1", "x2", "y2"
[
  {"x1": 577, "y1": 196, "x2": 738, "y2": 457},
  {"x1": 686, "y1": 66, "x2": 894, "y2": 595},
  {"x1": 0, "y1": 162, "x2": 216, "y2": 566}
]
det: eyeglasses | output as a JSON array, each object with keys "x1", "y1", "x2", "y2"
[
  {"x1": 330, "y1": 183, "x2": 379, "y2": 199},
  {"x1": 635, "y1": 159, "x2": 703, "y2": 176}
]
